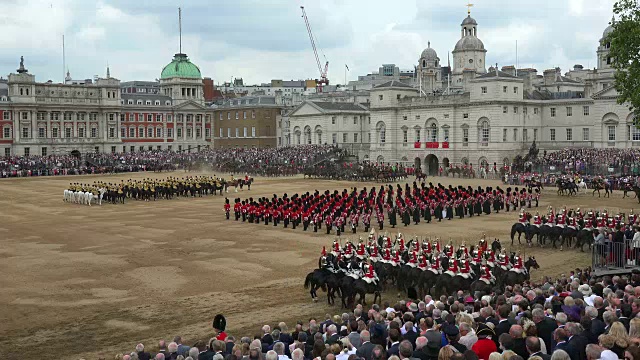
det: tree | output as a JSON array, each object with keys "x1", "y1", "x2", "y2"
[{"x1": 608, "y1": 0, "x2": 640, "y2": 122}]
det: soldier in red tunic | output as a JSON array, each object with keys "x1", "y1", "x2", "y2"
[{"x1": 224, "y1": 198, "x2": 231, "y2": 220}]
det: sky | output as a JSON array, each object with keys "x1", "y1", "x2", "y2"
[{"x1": 0, "y1": 0, "x2": 618, "y2": 86}]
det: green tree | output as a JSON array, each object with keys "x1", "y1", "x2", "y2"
[{"x1": 608, "y1": 0, "x2": 640, "y2": 122}]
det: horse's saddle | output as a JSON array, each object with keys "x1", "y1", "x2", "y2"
[
  {"x1": 444, "y1": 270, "x2": 456, "y2": 277},
  {"x1": 509, "y1": 268, "x2": 526, "y2": 274},
  {"x1": 479, "y1": 277, "x2": 493, "y2": 284},
  {"x1": 457, "y1": 273, "x2": 471, "y2": 279}
]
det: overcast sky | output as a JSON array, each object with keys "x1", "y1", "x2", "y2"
[{"x1": 0, "y1": 0, "x2": 617, "y2": 86}]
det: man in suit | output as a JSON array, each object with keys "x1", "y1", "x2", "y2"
[
  {"x1": 532, "y1": 309, "x2": 556, "y2": 353},
  {"x1": 136, "y1": 343, "x2": 151, "y2": 360},
  {"x1": 174, "y1": 336, "x2": 191, "y2": 357},
  {"x1": 347, "y1": 321, "x2": 362, "y2": 348},
  {"x1": 480, "y1": 307, "x2": 499, "y2": 327},
  {"x1": 494, "y1": 304, "x2": 512, "y2": 349},
  {"x1": 510, "y1": 325, "x2": 528, "y2": 359},
  {"x1": 586, "y1": 306, "x2": 606, "y2": 340},
  {"x1": 552, "y1": 328, "x2": 573, "y2": 356},
  {"x1": 325, "y1": 324, "x2": 340, "y2": 345},
  {"x1": 357, "y1": 330, "x2": 376, "y2": 360},
  {"x1": 404, "y1": 322, "x2": 419, "y2": 349},
  {"x1": 619, "y1": 303, "x2": 632, "y2": 332},
  {"x1": 399, "y1": 340, "x2": 420, "y2": 360},
  {"x1": 526, "y1": 336, "x2": 551, "y2": 360},
  {"x1": 567, "y1": 323, "x2": 588, "y2": 360},
  {"x1": 412, "y1": 336, "x2": 429, "y2": 360},
  {"x1": 387, "y1": 329, "x2": 402, "y2": 357}
]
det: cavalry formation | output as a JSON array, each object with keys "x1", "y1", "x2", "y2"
[
  {"x1": 63, "y1": 175, "x2": 253, "y2": 206},
  {"x1": 226, "y1": 182, "x2": 541, "y2": 234},
  {"x1": 510, "y1": 206, "x2": 637, "y2": 250},
  {"x1": 305, "y1": 233, "x2": 540, "y2": 307}
]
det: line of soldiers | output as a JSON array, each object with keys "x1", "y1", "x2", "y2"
[
  {"x1": 317, "y1": 233, "x2": 529, "y2": 286},
  {"x1": 518, "y1": 206, "x2": 637, "y2": 230},
  {"x1": 66, "y1": 175, "x2": 243, "y2": 204},
  {"x1": 225, "y1": 182, "x2": 540, "y2": 235}
]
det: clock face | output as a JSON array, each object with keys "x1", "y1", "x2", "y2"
[{"x1": 469, "y1": 59, "x2": 474, "y2": 64}]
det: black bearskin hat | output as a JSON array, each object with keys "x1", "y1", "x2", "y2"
[{"x1": 213, "y1": 314, "x2": 226, "y2": 331}]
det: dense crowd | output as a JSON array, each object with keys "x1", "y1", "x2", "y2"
[
  {"x1": 0, "y1": 145, "x2": 339, "y2": 178},
  {"x1": 542, "y1": 149, "x2": 640, "y2": 170},
  {"x1": 113, "y1": 269, "x2": 640, "y2": 360}
]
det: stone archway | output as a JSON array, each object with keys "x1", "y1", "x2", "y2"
[
  {"x1": 414, "y1": 157, "x2": 422, "y2": 171},
  {"x1": 425, "y1": 154, "x2": 439, "y2": 176},
  {"x1": 376, "y1": 155, "x2": 385, "y2": 164},
  {"x1": 70, "y1": 150, "x2": 81, "y2": 158},
  {"x1": 442, "y1": 157, "x2": 450, "y2": 168}
]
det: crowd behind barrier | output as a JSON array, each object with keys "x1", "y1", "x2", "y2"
[
  {"x1": 111, "y1": 267, "x2": 640, "y2": 360},
  {"x1": 0, "y1": 145, "x2": 342, "y2": 178}
]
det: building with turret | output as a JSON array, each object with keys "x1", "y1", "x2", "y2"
[
  {"x1": 0, "y1": 52, "x2": 214, "y2": 157},
  {"x1": 288, "y1": 11, "x2": 635, "y2": 174}
]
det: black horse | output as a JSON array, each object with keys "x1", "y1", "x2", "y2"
[
  {"x1": 556, "y1": 179, "x2": 578, "y2": 196},
  {"x1": 592, "y1": 179, "x2": 611, "y2": 198},
  {"x1": 304, "y1": 268, "x2": 341, "y2": 305},
  {"x1": 511, "y1": 222, "x2": 528, "y2": 245},
  {"x1": 504, "y1": 257, "x2": 540, "y2": 287},
  {"x1": 352, "y1": 278, "x2": 382, "y2": 306}
]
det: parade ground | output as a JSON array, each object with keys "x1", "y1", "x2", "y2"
[{"x1": 0, "y1": 172, "x2": 636, "y2": 359}]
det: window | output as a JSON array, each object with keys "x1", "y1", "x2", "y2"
[
  {"x1": 24, "y1": 147, "x2": 29, "y2": 156},
  {"x1": 3, "y1": 111, "x2": 10, "y2": 120},
  {"x1": 513, "y1": 129, "x2": 518, "y2": 141},
  {"x1": 523, "y1": 129, "x2": 528, "y2": 141},
  {"x1": 251, "y1": 127, "x2": 256, "y2": 137},
  {"x1": 583, "y1": 128, "x2": 590, "y2": 141},
  {"x1": 22, "y1": 127, "x2": 29, "y2": 138},
  {"x1": 22, "y1": 112, "x2": 28, "y2": 120},
  {"x1": 129, "y1": 128, "x2": 135, "y2": 138},
  {"x1": 109, "y1": 128, "x2": 115, "y2": 138},
  {"x1": 251, "y1": 110, "x2": 255, "y2": 119},
  {"x1": 167, "y1": 128, "x2": 173, "y2": 138},
  {"x1": 187, "y1": 128, "x2": 192, "y2": 138},
  {"x1": 354, "y1": 133, "x2": 358, "y2": 142},
  {"x1": 332, "y1": 133, "x2": 337, "y2": 144},
  {"x1": 402, "y1": 129, "x2": 408, "y2": 144},
  {"x1": 403, "y1": 116, "x2": 407, "y2": 121},
  {"x1": 353, "y1": 116, "x2": 358, "y2": 125},
  {"x1": 503, "y1": 106, "x2": 508, "y2": 114},
  {"x1": 550, "y1": 128, "x2": 556, "y2": 141},
  {"x1": 566, "y1": 107, "x2": 572, "y2": 117},
  {"x1": 503, "y1": 129, "x2": 507, "y2": 142},
  {"x1": 463, "y1": 128, "x2": 469, "y2": 145},
  {"x1": 219, "y1": 113, "x2": 223, "y2": 120},
  {"x1": 78, "y1": 127, "x2": 85, "y2": 138},
  {"x1": 227, "y1": 128, "x2": 231, "y2": 137},
  {"x1": 3, "y1": 127, "x2": 10, "y2": 138},
  {"x1": 331, "y1": 116, "x2": 336, "y2": 125},
  {"x1": 415, "y1": 129, "x2": 421, "y2": 142},
  {"x1": 608, "y1": 125, "x2": 616, "y2": 141},
  {"x1": 378, "y1": 95, "x2": 383, "y2": 100},
  {"x1": 503, "y1": 86, "x2": 507, "y2": 93},
  {"x1": 534, "y1": 129, "x2": 538, "y2": 141},
  {"x1": 550, "y1": 108, "x2": 556, "y2": 117},
  {"x1": 514, "y1": 87, "x2": 518, "y2": 94},
  {"x1": 342, "y1": 133, "x2": 348, "y2": 143},
  {"x1": 514, "y1": 107, "x2": 518, "y2": 114},
  {"x1": 235, "y1": 128, "x2": 239, "y2": 137},
  {"x1": 196, "y1": 128, "x2": 201, "y2": 138},
  {"x1": 64, "y1": 112, "x2": 72, "y2": 121},
  {"x1": 463, "y1": 113, "x2": 469, "y2": 119},
  {"x1": 416, "y1": 115, "x2": 421, "y2": 120},
  {"x1": 368, "y1": 133, "x2": 372, "y2": 143},
  {"x1": 177, "y1": 128, "x2": 183, "y2": 138},
  {"x1": 4, "y1": 148, "x2": 9, "y2": 157},
  {"x1": 534, "y1": 108, "x2": 539, "y2": 115},
  {"x1": 37, "y1": 112, "x2": 45, "y2": 121},
  {"x1": 147, "y1": 128, "x2": 153, "y2": 138},
  {"x1": 139, "y1": 127, "x2": 145, "y2": 138},
  {"x1": 121, "y1": 127, "x2": 126, "y2": 138},
  {"x1": 397, "y1": 94, "x2": 401, "y2": 100},
  {"x1": 235, "y1": 112, "x2": 239, "y2": 120},
  {"x1": 481, "y1": 87, "x2": 487, "y2": 94},
  {"x1": 111, "y1": 146, "x2": 116, "y2": 154},
  {"x1": 443, "y1": 129, "x2": 449, "y2": 142},
  {"x1": 523, "y1": 107, "x2": 528, "y2": 115},
  {"x1": 480, "y1": 122, "x2": 490, "y2": 144},
  {"x1": 41, "y1": 147, "x2": 47, "y2": 156},
  {"x1": 205, "y1": 128, "x2": 210, "y2": 138},
  {"x1": 109, "y1": 114, "x2": 114, "y2": 122},
  {"x1": 227, "y1": 112, "x2": 231, "y2": 120},
  {"x1": 38, "y1": 127, "x2": 45, "y2": 138},
  {"x1": 91, "y1": 128, "x2": 98, "y2": 138}
]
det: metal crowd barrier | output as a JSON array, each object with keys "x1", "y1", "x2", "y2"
[{"x1": 592, "y1": 240, "x2": 640, "y2": 276}]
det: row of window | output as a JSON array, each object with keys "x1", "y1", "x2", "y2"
[
  {"x1": 123, "y1": 99, "x2": 172, "y2": 106},
  {"x1": 218, "y1": 127, "x2": 257, "y2": 138},
  {"x1": 550, "y1": 106, "x2": 590, "y2": 117},
  {"x1": 10, "y1": 144, "x2": 206, "y2": 158},
  {"x1": 331, "y1": 116, "x2": 364, "y2": 125},
  {"x1": 219, "y1": 111, "x2": 256, "y2": 120}
]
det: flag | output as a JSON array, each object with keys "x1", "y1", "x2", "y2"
[{"x1": 345, "y1": 64, "x2": 349, "y2": 71}]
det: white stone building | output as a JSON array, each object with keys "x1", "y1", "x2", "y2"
[
  {"x1": 0, "y1": 53, "x2": 213, "y2": 157},
  {"x1": 288, "y1": 13, "x2": 635, "y2": 175}
]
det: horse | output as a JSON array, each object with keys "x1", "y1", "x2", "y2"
[
  {"x1": 632, "y1": 186, "x2": 640, "y2": 203},
  {"x1": 304, "y1": 268, "x2": 341, "y2": 305},
  {"x1": 591, "y1": 179, "x2": 611, "y2": 198},
  {"x1": 434, "y1": 270, "x2": 471, "y2": 297},
  {"x1": 352, "y1": 278, "x2": 382, "y2": 306},
  {"x1": 470, "y1": 278, "x2": 495, "y2": 296},
  {"x1": 510, "y1": 222, "x2": 529, "y2": 245},
  {"x1": 577, "y1": 180, "x2": 588, "y2": 192},
  {"x1": 575, "y1": 228, "x2": 594, "y2": 252},
  {"x1": 556, "y1": 179, "x2": 578, "y2": 196},
  {"x1": 504, "y1": 257, "x2": 540, "y2": 287}
]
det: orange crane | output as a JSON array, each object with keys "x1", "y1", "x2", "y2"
[{"x1": 300, "y1": 6, "x2": 329, "y2": 93}]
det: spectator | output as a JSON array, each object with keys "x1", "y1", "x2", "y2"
[
  {"x1": 136, "y1": 343, "x2": 150, "y2": 360},
  {"x1": 525, "y1": 337, "x2": 550, "y2": 360},
  {"x1": 348, "y1": 321, "x2": 361, "y2": 348},
  {"x1": 459, "y1": 323, "x2": 477, "y2": 350},
  {"x1": 549, "y1": 350, "x2": 569, "y2": 360}
]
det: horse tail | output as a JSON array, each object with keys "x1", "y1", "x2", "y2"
[
  {"x1": 304, "y1": 273, "x2": 313, "y2": 289},
  {"x1": 510, "y1": 224, "x2": 517, "y2": 241}
]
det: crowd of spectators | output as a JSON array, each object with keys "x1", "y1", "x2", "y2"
[
  {"x1": 541, "y1": 149, "x2": 640, "y2": 170},
  {"x1": 114, "y1": 270, "x2": 640, "y2": 360},
  {"x1": 0, "y1": 145, "x2": 339, "y2": 178}
]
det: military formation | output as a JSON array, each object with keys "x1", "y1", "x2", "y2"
[
  {"x1": 226, "y1": 182, "x2": 540, "y2": 234},
  {"x1": 63, "y1": 175, "x2": 253, "y2": 205},
  {"x1": 305, "y1": 233, "x2": 540, "y2": 305}
]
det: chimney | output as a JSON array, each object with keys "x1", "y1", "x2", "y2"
[
  {"x1": 573, "y1": 64, "x2": 584, "y2": 71},
  {"x1": 543, "y1": 69, "x2": 556, "y2": 86},
  {"x1": 501, "y1": 65, "x2": 516, "y2": 77}
]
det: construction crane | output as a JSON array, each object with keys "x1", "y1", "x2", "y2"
[{"x1": 300, "y1": 6, "x2": 329, "y2": 93}]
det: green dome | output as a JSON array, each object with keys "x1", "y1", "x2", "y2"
[{"x1": 160, "y1": 53, "x2": 202, "y2": 79}]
